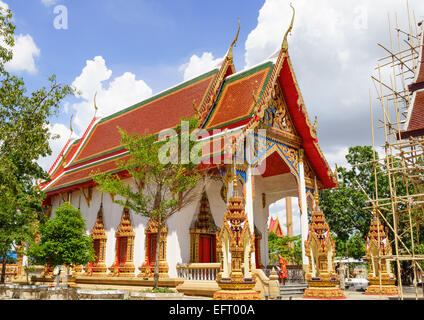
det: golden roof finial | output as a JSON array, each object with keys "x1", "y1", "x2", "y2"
[
  {"x1": 314, "y1": 177, "x2": 320, "y2": 209},
  {"x1": 69, "y1": 114, "x2": 74, "y2": 135},
  {"x1": 94, "y1": 92, "x2": 98, "y2": 115},
  {"x1": 281, "y1": 3, "x2": 295, "y2": 53},
  {"x1": 372, "y1": 206, "x2": 377, "y2": 218},
  {"x1": 227, "y1": 18, "x2": 241, "y2": 60}
]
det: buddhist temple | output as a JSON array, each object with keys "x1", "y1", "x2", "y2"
[
  {"x1": 268, "y1": 217, "x2": 284, "y2": 238},
  {"x1": 36, "y1": 7, "x2": 338, "y2": 297},
  {"x1": 400, "y1": 24, "x2": 424, "y2": 139}
]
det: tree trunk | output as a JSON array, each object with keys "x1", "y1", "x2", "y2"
[{"x1": 1, "y1": 253, "x2": 7, "y2": 284}]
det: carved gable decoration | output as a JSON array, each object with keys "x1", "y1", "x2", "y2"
[
  {"x1": 190, "y1": 192, "x2": 219, "y2": 234},
  {"x1": 262, "y1": 84, "x2": 297, "y2": 136},
  {"x1": 116, "y1": 208, "x2": 135, "y2": 237},
  {"x1": 91, "y1": 204, "x2": 107, "y2": 240}
]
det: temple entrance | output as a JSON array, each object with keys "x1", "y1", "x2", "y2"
[
  {"x1": 190, "y1": 192, "x2": 219, "y2": 263},
  {"x1": 198, "y1": 235, "x2": 216, "y2": 263},
  {"x1": 93, "y1": 239, "x2": 101, "y2": 264},
  {"x1": 139, "y1": 219, "x2": 169, "y2": 278},
  {"x1": 118, "y1": 236, "x2": 128, "y2": 266},
  {"x1": 148, "y1": 233, "x2": 158, "y2": 264},
  {"x1": 254, "y1": 226, "x2": 263, "y2": 269}
]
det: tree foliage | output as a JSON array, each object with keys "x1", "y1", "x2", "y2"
[
  {"x1": 268, "y1": 232, "x2": 302, "y2": 265},
  {"x1": 0, "y1": 5, "x2": 73, "y2": 282},
  {"x1": 93, "y1": 117, "x2": 203, "y2": 288},
  {"x1": 27, "y1": 203, "x2": 95, "y2": 268}
]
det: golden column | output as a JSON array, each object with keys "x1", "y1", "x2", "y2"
[
  {"x1": 213, "y1": 175, "x2": 260, "y2": 300},
  {"x1": 365, "y1": 209, "x2": 398, "y2": 295},
  {"x1": 303, "y1": 190, "x2": 345, "y2": 299}
]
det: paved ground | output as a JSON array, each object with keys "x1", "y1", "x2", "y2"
[{"x1": 1, "y1": 284, "x2": 423, "y2": 300}]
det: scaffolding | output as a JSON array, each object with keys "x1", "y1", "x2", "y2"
[{"x1": 357, "y1": 1, "x2": 424, "y2": 300}]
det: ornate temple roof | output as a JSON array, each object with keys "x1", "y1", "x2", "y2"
[
  {"x1": 268, "y1": 216, "x2": 284, "y2": 238},
  {"x1": 401, "y1": 28, "x2": 424, "y2": 139},
  {"x1": 40, "y1": 23, "x2": 338, "y2": 198}
]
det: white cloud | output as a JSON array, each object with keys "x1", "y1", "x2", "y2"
[
  {"x1": 71, "y1": 56, "x2": 153, "y2": 133},
  {"x1": 0, "y1": 0, "x2": 9, "y2": 12},
  {"x1": 4, "y1": 34, "x2": 40, "y2": 74},
  {"x1": 180, "y1": 52, "x2": 222, "y2": 81},
  {"x1": 269, "y1": 198, "x2": 301, "y2": 236},
  {"x1": 244, "y1": 0, "x2": 423, "y2": 169},
  {"x1": 37, "y1": 123, "x2": 71, "y2": 172}
]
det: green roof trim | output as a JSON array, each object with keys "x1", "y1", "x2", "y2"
[{"x1": 202, "y1": 61, "x2": 274, "y2": 129}]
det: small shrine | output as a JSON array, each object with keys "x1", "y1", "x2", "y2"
[
  {"x1": 303, "y1": 191, "x2": 345, "y2": 299},
  {"x1": 213, "y1": 176, "x2": 261, "y2": 300},
  {"x1": 365, "y1": 209, "x2": 398, "y2": 295}
]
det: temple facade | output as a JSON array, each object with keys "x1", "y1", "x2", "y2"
[{"x1": 37, "y1": 18, "x2": 337, "y2": 287}]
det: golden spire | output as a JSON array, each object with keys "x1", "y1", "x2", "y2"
[
  {"x1": 69, "y1": 114, "x2": 74, "y2": 135},
  {"x1": 93, "y1": 92, "x2": 99, "y2": 119},
  {"x1": 227, "y1": 18, "x2": 241, "y2": 60},
  {"x1": 314, "y1": 177, "x2": 320, "y2": 209},
  {"x1": 281, "y1": 3, "x2": 295, "y2": 53}
]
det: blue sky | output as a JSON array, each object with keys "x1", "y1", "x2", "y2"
[
  {"x1": 9, "y1": 0, "x2": 262, "y2": 94},
  {"x1": 3, "y1": 0, "x2": 423, "y2": 236}
]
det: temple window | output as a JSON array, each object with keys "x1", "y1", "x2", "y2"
[
  {"x1": 138, "y1": 218, "x2": 169, "y2": 278},
  {"x1": 109, "y1": 208, "x2": 135, "y2": 277},
  {"x1": 190, "y1": 192, "x2": 219, "y2": 263}
]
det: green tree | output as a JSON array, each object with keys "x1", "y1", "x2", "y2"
[
  {"x1": 0, "y1": 5, "x2": 73, "y2": 283},
  {"x1": 268, "y1": 232, "x2": 302, "y2": 265},
  {"x1": 93, "y1": 117, "x2": 203, "y2": 289},
  {"x1": 320, "y1": 146, "x2": 385, "y2": 241},
  {"x1": 27, "y1": 203, "x2": 95, "y2": 270},
  {"x1": 334, "y1": 233, "x2": 366, "y2": 260}
]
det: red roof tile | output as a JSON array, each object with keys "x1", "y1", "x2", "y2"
[
  {"x1": 72, "y1": 73, "x2": 217, "y2": 165},
  {"x1": 205, "y1": 64, "x2": 272, "y2": 130}
]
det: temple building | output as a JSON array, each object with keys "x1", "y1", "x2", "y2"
[
  {"x1": 37, "y1": 15, "x2": 337, "y2": 294},
  {"x1": 268, "y1": 217, "x2": 284, "y2": 238},
  {"x1": 400, "y1": 27, "x2": 424, "y2": 139}
]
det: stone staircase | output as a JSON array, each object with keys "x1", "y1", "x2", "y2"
[{"x1": 279, "y1": 282, "x2": 308, "y2": 299}]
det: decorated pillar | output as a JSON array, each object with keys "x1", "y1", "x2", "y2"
[
  {"x1": 298, "y1": 149, "x2": 309, "y2": 268},
  {"x1": 303, "y1": 191, "x2": 345, "y2": 299},
  {"x1": 108, "y1": 208, "x2": 135, "y2": 277},
  {"x1": 213, "y1": 176, "x2": 260, "y2": 300},
  {"x1": 245, "y1": 165, "x2": 256, "y2": 268},
  {"x1": 365, "y1": 209, "x2": 398, "y2": 295},
  {"x1": 85, "y1": 203, "x2": 108, "y2": 276},
  {"x1": 286, "y1": 197, "x2": 294, "y2": 249},
  {"x1": 138, "y1": 218, "x2": 169, "y2": 278}
]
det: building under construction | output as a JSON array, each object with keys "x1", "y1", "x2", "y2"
[{"x1": 362, "y1": 2, "x2": 424, "y2": 300}]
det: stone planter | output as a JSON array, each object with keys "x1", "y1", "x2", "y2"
[
  {"x1": 130, "y1": 292, "x2": 184, "y2": 300},
  {"x1": 77, "y1": 289, "x2": 126, "y2": 300},
  {"x1": 10, "y1": 285, "x2": 49, "y2": 300},
  {"x1": 47, "y1": 287, "x2": 78, "y2": 300}
]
